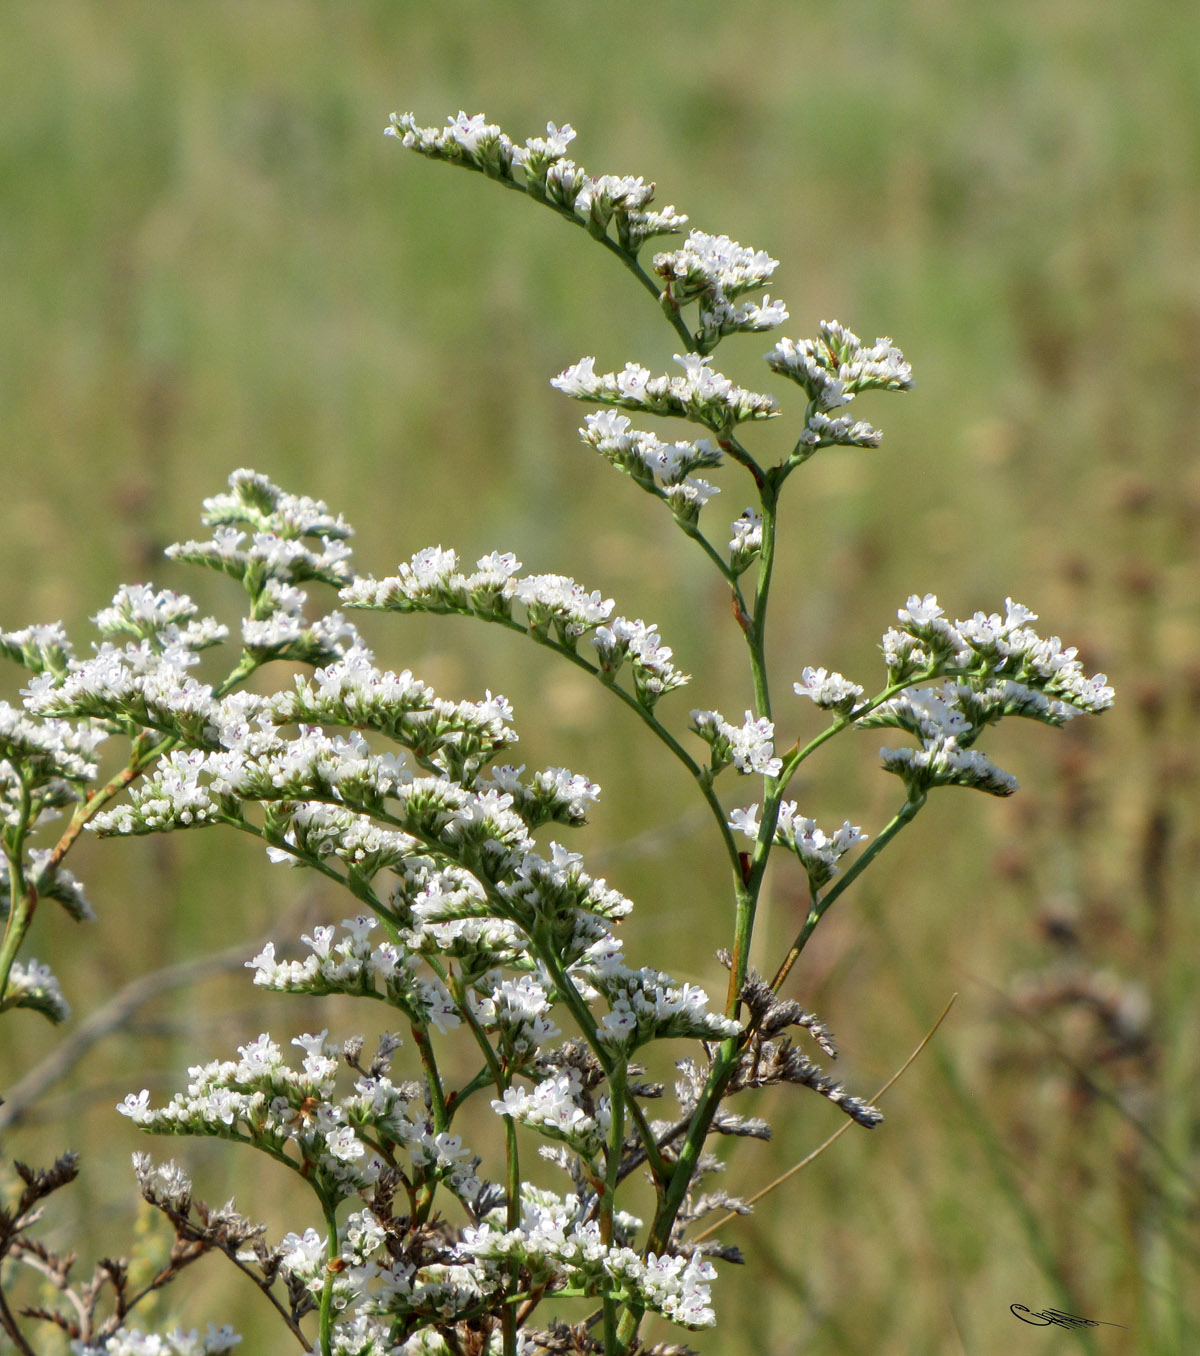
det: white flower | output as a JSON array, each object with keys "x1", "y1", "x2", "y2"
[
  {"x1": 727, "y1": 804, "x2": 760, "y2": 839},
  {"x1": 793, "y1": 667, "x2": 865, "y2": 713},
  {"x1": 691, "y1": 709, "x2": 780, "y2": 777}
]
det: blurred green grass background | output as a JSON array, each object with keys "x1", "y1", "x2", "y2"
[{"x1": 2, "y1": 2, "x2": 1198, "y2": 1352}]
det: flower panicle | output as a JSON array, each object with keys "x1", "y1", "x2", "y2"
[{"x1": 386, "y1": 110, "x2": 689, "y2": 251}]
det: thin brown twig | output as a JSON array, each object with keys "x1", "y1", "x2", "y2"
[{"x1": 689, "y1": 992, "x2": 958, "y2": 1244}]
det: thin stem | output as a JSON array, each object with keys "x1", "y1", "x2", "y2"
[
  {"x1": 409, "y1": 1021, "x2": 450, "y2": 1138},
  {"x1": 479, "y1": 170, "x2": 696, "y2": 349},
  {"x1": 689, "y1": 993, "x2": 959, "y2": 1243},
  {"x1": 671, "y1": 515, "x2": 738, "y2": 585},
  {"x1": 416, "y1": 607, "x2": 742, "y2": 867},
  {"x1": 0, "y1": 1284, "x2": 37, "y2": 1356},
  {"x1": 777, "y1": 668, "x2": 943, "y2": 789},
  {"x1": 601, "y1": 1055, "x2": 628, "y2": 1352},
  {"x1": 650, "y1": 789, "x2": 921, "y2": 1266},
  {"x1": 770, "y1": 794, "x2": 926, "y2": 993},
  {"x1": 601, "y1": 1057, "x2": 628, "y2": 1245},
  {"x1": 719, "y1": 431, "x2": 766, "y2": 486},
  {"x1": 722, "y1": 473, "x2": 782, "y2": 1012},
  {"x1": 501, "y1": 1112, "x2": 521, "y2": 1356},
  {"x1": 0, "y1": 732, "x2": 174, "y2": 1002},
  {"x1": 746, "y1": 475, "x2": 780, "y2": 721},
  {"x1": 532, "y1": 929, "x2": 668, "y2": 1187},
  {"x1": 317, "y1": 1198, "x2": 340, "y2": 1356}
]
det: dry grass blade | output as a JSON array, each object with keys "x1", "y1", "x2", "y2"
[{"x1": 690, "y1": 992, "x2": 958, "y2": 1244}]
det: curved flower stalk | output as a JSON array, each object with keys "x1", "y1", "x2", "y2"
[{"x1": 0, "y1": 115, "x2": 1112, "y2": 1356}]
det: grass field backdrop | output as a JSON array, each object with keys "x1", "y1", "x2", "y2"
[{"x1": 2, "y1": 3, "x2": 1198, "y2": 1353}]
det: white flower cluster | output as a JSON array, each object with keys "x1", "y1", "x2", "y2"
[
  {"x1": 2, "y1": 957, "x2": 70, "y2": 1023},
  {"x1": 167, "y1": 468, "x2": 355, "y2": 595},
  {"x1": 240, "y1": 591, "x2": 361, "y2": 665},
  {"x1": 580, "y1": 409, "x2": 723, "y2": 524},
  {"x1": 652, "y1": 229, "x2": 788, "y2": 341},
  {"x1": 92, "y1": 584, "x2": 228, "y2": 649},
  {"x1": 864, "y1": 682, "x2": 1024, "y2": 798},
  {"x1": 654, "y1": 229, "x2": 777, "y2": 302},
  {"x1": 0, "y1": 697, "x2": 107, "y2": 788},
  {"x1": 342, "y1": 553, "x2": 690, "y2": 710},
  {"x1": 25, "y1": 639, "x2": 220, "y2": 746},
  {"x1": 480, "y1": 763, "x2": 601, "y2": 829},
  {"x1": 118, "y1": 1030, "x2": 477, "y2": 1205},
  {"x1": 0, "y1": 847, "x2": 93, "y2": 922},
  {"x1": 690, "y1": 708, "x2": 783, "y2": 778},
  {"x1": 167, "y1": 524, "x2": 354, "y2": 592},
  {"x1": 799, "y1": 409, "x2": 884, "y2": 449},
  {"x1": 268, "y1": 1185, "x2": 713, "y2": 1343},
  {"x1": 387, "y1": 112, "x2": 688, "y2": 248},
  {"x1": 263, "y1": 802, "x2": 419, "y2": 875},
  {"x1": 860, "y1": 594, "x2": 1113, "y2": 797},
  {"x1": 515, "y1": 572, "x2": 613, "y2": 639},
  {"x1": 0, "y1": 704, "x2": 107, "y2": 956},
  {"x1": 247, "y1": 916, "x2": 460, "y2": 1031},
  {"x1": 552, "y1": 352, "x2": 778, "y2": 432},
  {"x1": 90, "y1": 725, "x2": 412, "y2": 833},
  {"x1": 766, "y1": 321, "x2": 913, "y2": 449},
  {"x1": 498, "y1": 841, "x2": 635, "y2": 940},
  {"x1": 0, "y1": 619, "x2": 75, "y2": 676},
  {"x1": 767, "y1": 319, "x2": 914, "y2": 405},
  {"x1": 590, "y1": 615, "x2": 689, "y2": 706},
  {"x1": 878, "y1": 730, "x2": 1019, "y2": 799},
  {"x1": 470, "y1": 973, "x2": 561, "y2": 1062},
  {"x1": 265, "y1": 649, "x2": 519, "y2": 779},
  {"x1": 279, "y1": 1213, "x2": 496, "y2": 1337},
  {"x1": 72, "y1": 1325, "x2": 242, "y2": 1356},
  {"x1": 873, "y1": 593, "x2": 1111, "y2": 710},
  {"x1": 793, "y1": 666, "x2": 866, "y2": 715},
  {"x1": 492, "y1": 1069, "x2": 608, "y2": 1156},
  {"x1": 198, "y1": 468, "x2": 352, "y2": 542},
  {"x1": 729, "y1": 508, "x2": 763, "y2": 574},
  {"x1": 728, "y1": 804, "x2": 867, "y2": 890},
  {"x1": 570, "y1": 934, "x2": 741, "y2": 1050},
  {"x1": 90, "y1": 682, "x2": 631, "y2": 966},
  {"x1": 460, "y1": 1192, "x2": 717, "y2": 1329}
]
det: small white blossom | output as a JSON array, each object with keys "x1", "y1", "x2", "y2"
[
  {"x1": 690, "y1": 709, "x2": 781, "y2": 777},
  {"x1": 72, "y1": 1325, "x2": 242, "y2": 1355},
  {"x1": 4, "y1": 958, "x2": 70, "y2": 1022},
  {"x1": 793, "y1": 667, "x2": 865, "y2": 714},
  {"x1": 552, "y1": 352, "x2": 778, "y2": 430}
]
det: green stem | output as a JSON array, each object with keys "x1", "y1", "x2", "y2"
[
  {"x1": 0, "y1": 651, "x2": 266, "y2": 1006},
  {"x1": 532, "y1": 929, "x2": 668, "y2": 1187},
  {"x1": 601, "y1": 1055, "x2": 629, "y2": 1350},
  {"x1": 722, "y1": 473, "x2": 782, "y2": 1012},
  {"x1": 770, "y1": 795, "x2": 926, "y2": 992},
  {"x1": 420, "y1": 608, "x2": 741, "y2": 866},
  {"x1": 634, "y1": 481, "x2": 790, "y2": 1273},
  {"x1": 777, "y1": 668, "x2": 943, "y2": 788},
  {"x1": 444, "y1": 967, "x2": 521, "y2": 1356},
  {"x1": 317, "y1": 1198, "x2": 340, "y2": 1356},
  {"x1": 601, "y1": 1057, "x2": 627, "y2": 1244},
  {"x1": 501, "y1": 1108, "x2": 521, "y2": 1356},
  {"x1": 671, "y1": 515, "x2": 738, "y2": 585},
  {"x1": 409, "y1": 1020, "x2": 450, "y2": 1138},
  {"x1": 0, "y1": 733, "x2": 175, "y2": 1004},
  {"x1": 483, "y1": 171, "x2": 696, "y2": 349}
]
